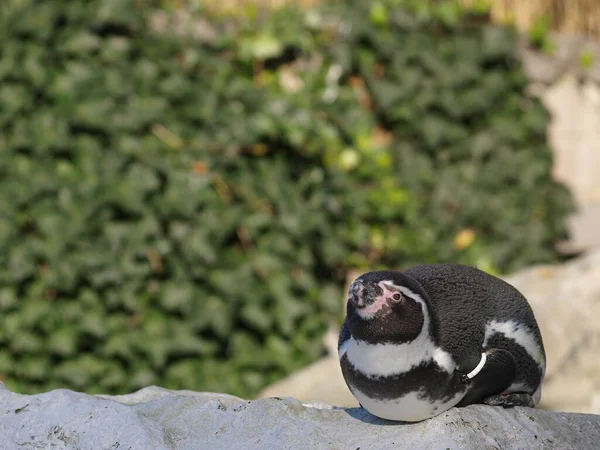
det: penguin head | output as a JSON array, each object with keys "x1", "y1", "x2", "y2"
[{"x1": 346, "y1": 270, "x2": 430, "y2": 344}]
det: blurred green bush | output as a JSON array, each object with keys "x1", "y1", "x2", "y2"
[{"x1": 0, "y1": 0, "x2": 574, "y2": 397}]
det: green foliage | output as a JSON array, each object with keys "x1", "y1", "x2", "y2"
[{"x1": 0, "y1": 0, "x2": 574, "y2": 397}]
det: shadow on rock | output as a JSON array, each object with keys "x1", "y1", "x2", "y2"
[{"x1": 342, "y1": 406, "x2": 408, "y2": 426}]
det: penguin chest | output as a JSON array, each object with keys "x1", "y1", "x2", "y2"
[{"x1": 339, "y1": 337, "x2": 466, "y2": 421}]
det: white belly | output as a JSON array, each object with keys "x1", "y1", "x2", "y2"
[{"x1": 352, "y1": 388, "x2": 466, "y2": 422}]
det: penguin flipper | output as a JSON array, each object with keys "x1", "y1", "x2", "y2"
[{"x1": 456, "y1": 348, "x2": 516, "y2": 407}]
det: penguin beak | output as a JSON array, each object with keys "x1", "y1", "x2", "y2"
[
  {"x1": 349, "y1": 280, "x2": 382, "y2": 308},
  {"x1": 349, "y1": 280, "x2": 367, "y2": 308}
]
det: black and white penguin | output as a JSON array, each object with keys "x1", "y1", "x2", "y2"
[{"x1": 338, "y1": 264, "x2": 546, "y2": 422}]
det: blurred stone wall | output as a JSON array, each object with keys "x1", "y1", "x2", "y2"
[{"x1": 521, "y1": 34, "x2": 600, "y2": 252}]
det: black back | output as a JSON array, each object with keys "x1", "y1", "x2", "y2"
[{"x1": 404, "y1": 264, "x2": 545, "y2": 371}]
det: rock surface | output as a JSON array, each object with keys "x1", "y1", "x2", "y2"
[
  {"x1": 506, "y1": 248, "x2": 600, "y2": 414},
  {"x1": 519, "y1": 33, "x2": 600, "y2": 253},
  {"x1": 259, "y1": 248, "x2": 600, "y2": 414},
  {"x1": 1, "y1": 384, "x2": 599, "y2": 450},
  {"x1": 543, "y1": 73, "x2": 600, "y2": 253}
]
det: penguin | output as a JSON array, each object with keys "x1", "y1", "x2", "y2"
[{"x1": 338, "y1": 264, "x2": 546, "y2": 422}]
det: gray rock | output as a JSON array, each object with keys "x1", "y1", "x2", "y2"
[
  {"x1": 1, "y1": 384, "x2": 599, "y2": 450},
  {"x1": 504, "y1": 247, "x2": 600, "y2": 414}
]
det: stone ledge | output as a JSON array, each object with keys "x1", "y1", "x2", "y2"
[{"x1": 1, "y1": 385, "x2": 599, "y2": 450}]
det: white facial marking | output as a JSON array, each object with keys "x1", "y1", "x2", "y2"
[
  {"x1": 484, "y1": 320, "x2": 546, "y2": 371},
  {"x1": 351, "y1": 388, "x2": 465, "y2": 422},
  {"x1": 345, "y1": 283, "x2": 456, "y2": 377}
]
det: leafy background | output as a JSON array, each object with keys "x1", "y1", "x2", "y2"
[{"x1": 0, "y1": 0, "x2": 574, "y2": 398}]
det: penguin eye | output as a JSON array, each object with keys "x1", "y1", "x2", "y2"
[{"x1": 392, "y1": 293, "x2": 401, "y2": 300}]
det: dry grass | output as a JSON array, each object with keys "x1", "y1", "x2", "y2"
[
  {"x1": 202, "y1": 0, "x2": 322, "y2": 15},
  {"x1": 461, "y1": 0, "x2": 600, "y2": 37},
  {"x1": 203, "y1": 0, "x2": 600, "y2": 37}
]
